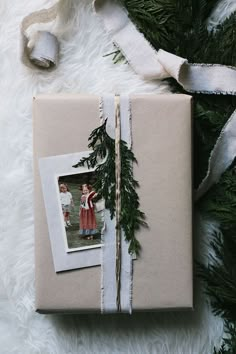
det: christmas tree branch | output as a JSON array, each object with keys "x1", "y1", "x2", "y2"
[
  {"x1": 73, "y1": 120, "x2": 147, "y2": 255},
  {"x1": 119, "y1": 0, "x2": 236, "y2": 351}
]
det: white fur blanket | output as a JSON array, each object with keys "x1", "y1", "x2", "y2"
[{"x1": 0, "y1": 0, "x2": 235, "y2": 352}]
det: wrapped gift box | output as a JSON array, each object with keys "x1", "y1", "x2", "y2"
[{"x1": 33, "y1": 94, "x2": 193, "y2": 313}]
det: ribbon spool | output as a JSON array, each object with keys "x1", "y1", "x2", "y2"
[
  {"x1": 29, "y1": 31, "x2": 59, "y2": 69},
  {"x1": 21, "y1": 4, "x2": 59, "y2": 70}
]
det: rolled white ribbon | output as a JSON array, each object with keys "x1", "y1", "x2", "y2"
[
  {"x1": 21, "y1": 3, "x2": 59, "y2": 69},
  {"x1": 29, "y1": 31, "x2": 59, "y2": 69}
]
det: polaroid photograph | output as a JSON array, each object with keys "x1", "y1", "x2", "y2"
[
  {"x1": 39, "y1": 152, "x2": 108, "y2": 272},
  {"x1": 57, "y1": 172, "x2": 104, "y2": 253}
]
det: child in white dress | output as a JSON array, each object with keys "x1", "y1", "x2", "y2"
[{"x1": 59, "y1": 183, "x2": 74, "y2": 228}]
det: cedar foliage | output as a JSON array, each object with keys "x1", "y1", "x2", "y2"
[
  {"x1": 73, "y1": 120, "x2": 147, "y2": 256},
  {"x1": 119, "y1": 0, "x2": 236, "y2": 352}
]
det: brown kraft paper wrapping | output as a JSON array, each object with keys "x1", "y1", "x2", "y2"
[{"x1": 33, "y1": 94, "x2": 193, "y2": 313}]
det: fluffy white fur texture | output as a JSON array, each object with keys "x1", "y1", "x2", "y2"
[{"x1": 0, "y1": 0, "x2": 235, "y2": 353}]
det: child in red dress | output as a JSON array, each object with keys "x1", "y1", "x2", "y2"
[{"x1": 79, "y1": 184, "x2": 98, "y2": 240}]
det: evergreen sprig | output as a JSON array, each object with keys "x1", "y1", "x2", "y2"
[
  {"x1": 197, "y1": 225, "x2": 236, "y2": 322},
  {"x1": 118, "y1": 0, "x2": 236, "y2": 352},
  {"x1": 73, "y1": 120, "x2": 147, "y2": 256},
  {"x1": 213, "y1": 322, "x2": 236, "y2": 354}
]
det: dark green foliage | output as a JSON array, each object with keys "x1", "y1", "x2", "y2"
[
  {"x1": 194, "y1": 97, "x2": 236, "y2": 185},
  {"x1": 197, "y1": 223, "x2": 236, "y2": 354},
  {"x1": 197, "y1": 165, "x2": 236, "y2": 353},
  {"x1": 118, "y1": 0, "x2": 236, "y2": 352},
  {"x1": 197, "y1": 225, "x2": 236, "y2": 322},
  {"x1": 197, "y1": 164, "x2": 236, "y2": 229},
  {"x1": 120, "y1": 0, "x2": 177, "y2": 52},
  {"x1": 213, "y1": 322, "x2": 236, "y2": 354},
  {"x1": 73, "y1": 120, "x2": 147, "y2": 256}
]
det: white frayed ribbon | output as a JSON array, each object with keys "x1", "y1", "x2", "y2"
[
  {"x1": 101, "y1": 95, "x2": 132, "y2": 314},
  {"x1": 93, "y1": 0, "x2": 236, "y2": 199},
  {"x1": 21, "y1": 0, "x2": 236, "y2": 196},
  {"x1": 22, "y1": 0, "x2": 236, "y2": 312}
]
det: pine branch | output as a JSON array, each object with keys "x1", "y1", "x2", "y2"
[
  {"x1": 197, "y1": 231, "x2": 236, "y2": 322},
  {"x1": 213, "y1": 322, "x2": 236, "y2": 354},
  {"x1": 73, "y1": 120, "x2": 147, "y2": 255},
  {"x1": 197, "y1": 162, "x2": 236, "y2": 228},
  {"x1": 113, "y1": 1, "x2": 236, "y2": 351},
  {"x1": 120, "y1": 0, "x2": 179, "y2": 52}
]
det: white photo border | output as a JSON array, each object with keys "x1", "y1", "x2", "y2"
[{"x1": 39, "y1": 151, "x2": 103, "y2": 272}]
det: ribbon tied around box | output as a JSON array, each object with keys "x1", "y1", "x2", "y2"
[
  {"x1": 72, "y1": 94, "x2": 139, "y2": 313},
  {"x1": 21, "y1": 0, "x2": 236, "y2": 313}
]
